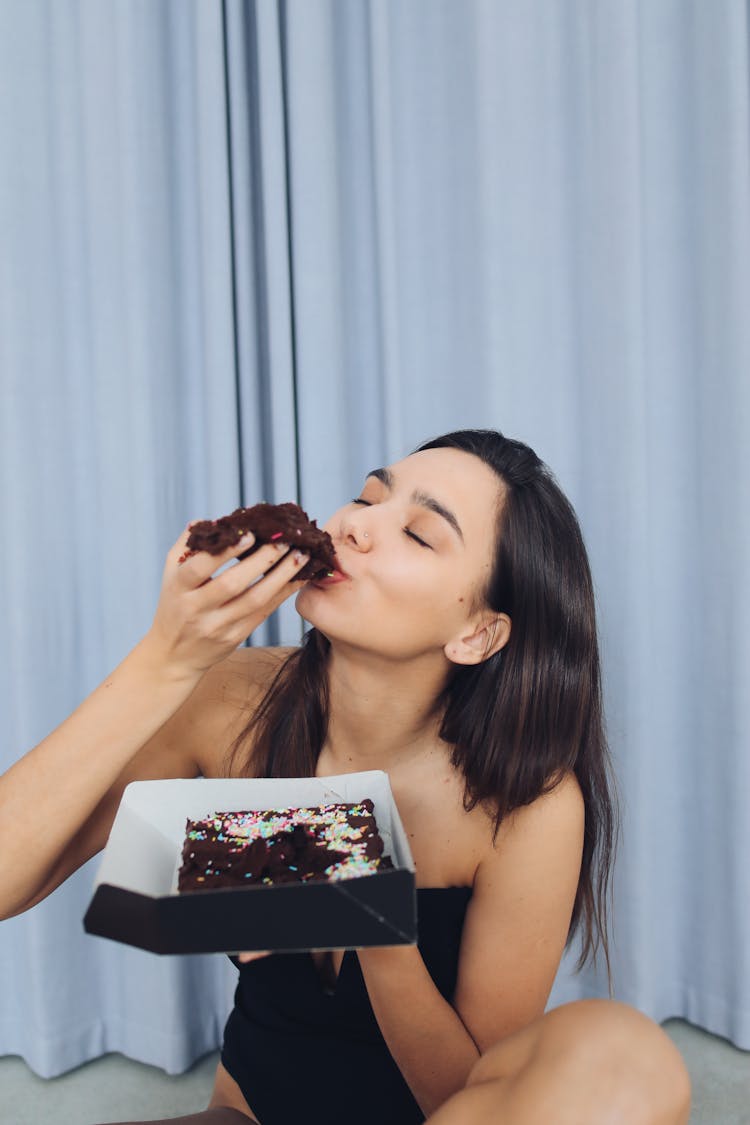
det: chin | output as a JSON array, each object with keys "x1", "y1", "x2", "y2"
[
  {"x1": 294, "y1": 584, "x2": 338, "y2": 633},
  {"x1": 294, "y1": 584, "x2": 317, "y2": 622},
  {"x1": 294, "y1": 585, "x2": 352, "y2": 643}
]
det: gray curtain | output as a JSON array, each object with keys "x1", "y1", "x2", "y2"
[
  {"x1": 286, "y1": 0, "x2": 750, "y2": 1046},
  {"x1": 0, "y1": 0, "x2": 267, "y2": 1076},
  {"x1": 1, "y1": 0, "x2": 748, "y2": 1084}
]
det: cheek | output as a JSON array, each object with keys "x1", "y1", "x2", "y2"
[
  {"x1": 297, "y1": 560, "x2": 470, "y2": 646},
  {"x1": 370, "y1": 557, "x2": 474, "y2": 634}
]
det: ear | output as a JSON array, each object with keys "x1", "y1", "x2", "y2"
[{"x1": 444, "y1": 613, "x2": 511, "y2": 667}]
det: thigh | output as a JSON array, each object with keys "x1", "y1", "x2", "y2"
[
  {"x1": 208, "y1": 1060, "x2": 262, "y2": 1121},
  {"x1": 425, "y1": 1000, "x2": 690, "y2": 1125}
]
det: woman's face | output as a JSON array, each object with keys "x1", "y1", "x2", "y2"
[{"x1": 296, "y1": 447, "x2": 505, "y2": 662}]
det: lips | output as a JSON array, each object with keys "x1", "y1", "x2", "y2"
[
  {"x1": 312, "y1": 569, "x2": 350, "y2": 587},
  {"x1": 311, "y1": 552, "x2": 351, "y2": 586}
]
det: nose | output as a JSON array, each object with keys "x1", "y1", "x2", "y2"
[{"x1": 339, "y1": 514, "x2": 373, "y2": 552}]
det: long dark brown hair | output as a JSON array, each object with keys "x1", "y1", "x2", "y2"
[{"x1": 226, "y1": 429, "x2": 618, "y2": 974}]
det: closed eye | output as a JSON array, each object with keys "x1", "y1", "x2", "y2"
[
  {"x1": 351, "y1": 498, "x2": 431, "y2": 549},
  {"x1": 404, "y1": 529, "x2": 431, "y2": 549}
]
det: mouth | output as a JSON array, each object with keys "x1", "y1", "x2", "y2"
[{"x1": 311, "y1": 556, "x2": 351, "y2": 587}]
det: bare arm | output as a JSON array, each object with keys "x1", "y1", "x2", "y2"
[
  {"x1": 357, "y1": 943, "x2": 480, "y2": 1114},
  {"x1": 0, "y1": 525, "x2": 309, "y2": 920},
  {"x1": 0, "y1": 638, "x2": 203, "y2": 919},
  {"x1": 356, "y1": 773, "x2": 585, "y2": 1116}
]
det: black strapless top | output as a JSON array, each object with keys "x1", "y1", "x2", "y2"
[{"x1": 221, "y1": 887, "x2": 472, "y2": 1125}]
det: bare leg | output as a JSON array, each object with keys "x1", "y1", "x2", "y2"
[
  {"x1": 97, "y1": 1001, "x2": 690, "y2": 1125},
  {"x1": 425, "y1": 1000, "x2": 691, "y2": 1125}
]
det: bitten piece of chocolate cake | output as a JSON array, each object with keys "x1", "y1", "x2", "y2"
[
  {"x1": 182, "y1": 502, "x2": 337, "y2": 581},
  {"x1": 177, "y1": 800, "x2": 393, "y2": 891}
]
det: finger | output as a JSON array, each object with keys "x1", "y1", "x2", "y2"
[
  {"x1": 252, "y1": 570, "x2": 309, "y2": 619},
  {"x1": 167, "y1": 520, "x2": 252, "y2": 569},
  {"x1": 230, "y1": 549, "x2": 309, "y2": 611},
  {"x1": 200, "y1": 543, "x2": 308, "y2": 610},
  {"x1": 214, "y1": 557, "x2": 308, "y2": 642},
  {"x1": 165, "y1": 522, "x2": 201, "y2": 566},
  {"x1": 229, "y1": 569, "x2": 308, "y2": 641},
  {"x1": 237, "y1": 950, "x2": 271, "y2": 964},
  {"x1": 193, "y1": 542, "x2": 292, "y2": 612},
  {"x1": 174, "y1": 530, "x2": 259, "y2": 588}
]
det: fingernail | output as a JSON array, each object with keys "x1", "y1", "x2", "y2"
[
  {"x1": 274, "y1": 540, "x2": 288, "y2": 552},
  {"x1": 238, "y1": 534, "x2": 254, "y2": 548},
  {"x1": 293, "y1": 551, "x2": 309, "y2": 565}
]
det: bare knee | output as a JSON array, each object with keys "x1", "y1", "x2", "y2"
[
  {"x1": 467, "y1": 1000, "x2": 691, "y2": 1125},
  {"x1": 553, "y1": 1001, "x2": 691, "y2": 1122}
]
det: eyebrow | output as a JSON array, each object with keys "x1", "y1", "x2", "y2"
[{"x1": 366, "y1": 467, "x2": 465, "y2": 543}]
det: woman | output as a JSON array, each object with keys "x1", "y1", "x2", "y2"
[{"x1": 0, "y1": 430, "x2": 690, "y2": 1124}]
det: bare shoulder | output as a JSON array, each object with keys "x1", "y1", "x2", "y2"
[
  {"x1": 186, "y1": 646, "x2": 297, "y2": 778},
  {"x1": 436, "y1": 770, "x2": 584, "y2": 887},
  {"x1": 474, "y1": 769, "x2": 585, "y2": 892},
  {"x1": 492, "y1": 770, "x2": 585, "y2": 856}
]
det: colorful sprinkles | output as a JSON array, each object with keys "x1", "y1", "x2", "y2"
[{"x1": 180, "y1": 802, "x2": 389, "y2": 889}]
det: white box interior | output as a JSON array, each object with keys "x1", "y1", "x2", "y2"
[{"x1": 93, "y1": 771, "x2": 415, "y2": 897}]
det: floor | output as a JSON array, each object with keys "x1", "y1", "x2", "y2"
[{"x1": 0, "y1": 1019, "x2": 747, "y2": 1124}]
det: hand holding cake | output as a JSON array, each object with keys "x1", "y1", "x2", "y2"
[
  {"x1": 182, "y1": 502, "x2": 338, "y2": 581},
  {"x1": 144, "y1": 502, "x2": 335, "y2": 681}
]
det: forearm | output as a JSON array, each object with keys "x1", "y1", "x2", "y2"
[
  {"x1": 357, "y1": 944, "x2": 480, "y2": 1116},
  {"x1": 0, "y1": 526, "x2": 307, "y2": 921},
  {"x1": 0, "y1": 635, "x2": 201, "y2": 917}
]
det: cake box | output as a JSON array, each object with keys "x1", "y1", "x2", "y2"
[{"x1": 83, "y1": 770, "x2": 416, "y2": 956}]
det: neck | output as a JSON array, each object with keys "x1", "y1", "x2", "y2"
[{"x1": 322, "y1": 642, "x2": 451, "y2": 773}]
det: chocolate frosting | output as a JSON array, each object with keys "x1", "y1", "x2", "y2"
[{"x1": 184, "y1": 502, "x2": 337, "y2": 581}]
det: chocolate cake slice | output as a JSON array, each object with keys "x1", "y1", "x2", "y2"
[
  {"x1": 182, "y1": 502, "x2": 337, "y2": 581},
  {"x1": 177, "y1": 800, "x2": 393, "y2": 891}
]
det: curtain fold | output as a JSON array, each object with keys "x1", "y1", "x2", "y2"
[
  {"x1": 1, "y1": 0, "x2": 748, "y2": 1084},
  {"x1": 223, "y1": 0, "x2": 301, "y2": 645},
  {"x1": 0, "y1": 0, "x2": 297, "y2": 1076},
  {"x1": 281, "y1": 0, "x2": 750, "y2": 1047}
]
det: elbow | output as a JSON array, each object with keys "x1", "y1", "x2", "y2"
[
  {"x1": 0, "y1": 898, "x2": 31, "y2": 922},
  {"x1": 0, "y1": 901, "x2": 26, "y2": 923},
  {"x1": 415, "y1": 1044, "x2": 481, "y2": 1119},
  {"x1": 0, "y1": 883, "x2": 49, "y2": 922}
]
